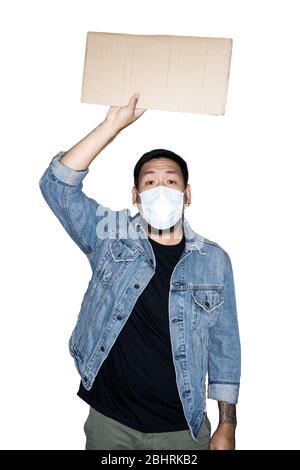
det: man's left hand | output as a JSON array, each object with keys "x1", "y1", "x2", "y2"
[{"x1": 209, "y1": 423, "x2": 236, "y2": 450}]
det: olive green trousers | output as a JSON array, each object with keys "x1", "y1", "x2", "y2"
[{"x1": 84, "y1": 406, "x2": 211, "y2": 450}]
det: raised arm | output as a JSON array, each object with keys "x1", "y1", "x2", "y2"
[
  {"x1": 39, "y1": 92, "x2": 146, "y2": 262},
  {"x1": 60, "y1": 92, "x2": 146, "y2": 170}
]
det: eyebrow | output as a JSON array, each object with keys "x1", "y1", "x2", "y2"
[{"x1": 141, "y1": 169, "x2": 180, "y2": 177}]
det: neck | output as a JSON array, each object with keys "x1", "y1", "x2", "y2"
[{"x1": 147, "y1": 219, "x2": 184, "y2": 246}]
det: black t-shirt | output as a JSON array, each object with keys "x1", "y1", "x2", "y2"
[{"x1": 77, "y1": 233, "x2": 189, "y2": 433}]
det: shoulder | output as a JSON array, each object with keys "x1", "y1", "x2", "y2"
[{"x1": 197, "y1": 233, "x2": 231, "y2": 264}]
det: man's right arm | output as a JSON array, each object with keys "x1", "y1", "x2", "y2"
[
  {"x1": 60, "y1": 91, "x2": 146, "y2": 171},
  {"x1": 59, "y1": 119, "x2": 119, "y2": 171},
  {"x1": 39, "y1": 92, "x2": 146, "y2": 259}
]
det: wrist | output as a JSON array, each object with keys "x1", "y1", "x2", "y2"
[
  {"x1": 217, "y1": 422, "x2": 236, "y2": 435},
  {"x1": 101, "y1": 118, "x2": 122, "y2": 136}
]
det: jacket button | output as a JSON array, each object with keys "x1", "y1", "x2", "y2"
[
  {"x1": 100, "y1": 346, "x2": 105, "y2": 351},
  {"x1": 134, "y1": 283, "x2": 140, "y2": 289},
  {"x1": 117, "y1": 315, "x2": 123, "y2": 320},
  {"x1": 205, "y1": 301, "x2": 210, "y2": 307}
]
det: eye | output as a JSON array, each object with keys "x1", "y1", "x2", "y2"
[
  {"x1": 167, "y1": 179, "x2": 177, "y2": 184},
  {"x1": 145, "y1": 180, "x2": 155, "y2": 185}
]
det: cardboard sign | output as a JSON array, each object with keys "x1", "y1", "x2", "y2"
[{"x1": 81, "y1": 31, "x2": 233, "y2": 115}]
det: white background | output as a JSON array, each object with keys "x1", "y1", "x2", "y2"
[{"x1": 0, "y1": 0, "x2": 299, "y2": 450}]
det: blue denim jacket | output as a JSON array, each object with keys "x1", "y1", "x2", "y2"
[{"x1": 39, "y1": 151, "x2": 241, "y2": 442}]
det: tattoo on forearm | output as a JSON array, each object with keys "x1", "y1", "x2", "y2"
[{"x1": 218, "y1": 401, "x2": 237, "y2": 425}]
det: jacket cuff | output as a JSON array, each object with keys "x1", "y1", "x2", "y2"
[
  {"x1": 50, "y1": 151, "x2": 89, "y2": 186},
  {"x1": 208, "y1": 382, "x2": 240, "y2": 404}
]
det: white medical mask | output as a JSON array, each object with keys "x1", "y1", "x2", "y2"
[{"x1": 138, "y1": 185, "x2": 185, "y2": 230}]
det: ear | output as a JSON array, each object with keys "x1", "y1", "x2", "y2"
[
  {"x1": 184, "y1": 184, "x2": 191, "y2": 206},
  {"x1": 132, "y1": 186, "x2": 140, "y2": 206}
]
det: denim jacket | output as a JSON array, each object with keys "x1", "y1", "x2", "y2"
[{"x1": 39, "y1": 151, "x2": 241, "y2": 442}]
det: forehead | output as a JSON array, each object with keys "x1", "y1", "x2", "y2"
[{"x1": 140, "y1": 158, "x2": 182, "y2": 176}]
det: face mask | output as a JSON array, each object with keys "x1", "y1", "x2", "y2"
[{"x1": 138, "y1": 185, "x2": 185, "y2": 230}]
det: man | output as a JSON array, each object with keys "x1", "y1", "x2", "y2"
[{"x1": 39, "y1": 92, "x2": 241, "y2": 450}]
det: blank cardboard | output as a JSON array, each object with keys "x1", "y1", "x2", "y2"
[{"x1": 81, "y1": 31, "x2": 233, "y2": 115}]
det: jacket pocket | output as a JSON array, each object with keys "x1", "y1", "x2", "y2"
[
  {"x1": 191, "y1": 286, "x2": 224, "y2": 329},
  {"x1": 93, "y1": 238, "x2": 140, "y2": 286},
  {"x1": 109, "y1": 238, "x2": 141, "y2": 262}
]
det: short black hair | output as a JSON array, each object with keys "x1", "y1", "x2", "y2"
[{"x1": 133, "y1": 149, "x2": 189, "y2": 189}]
